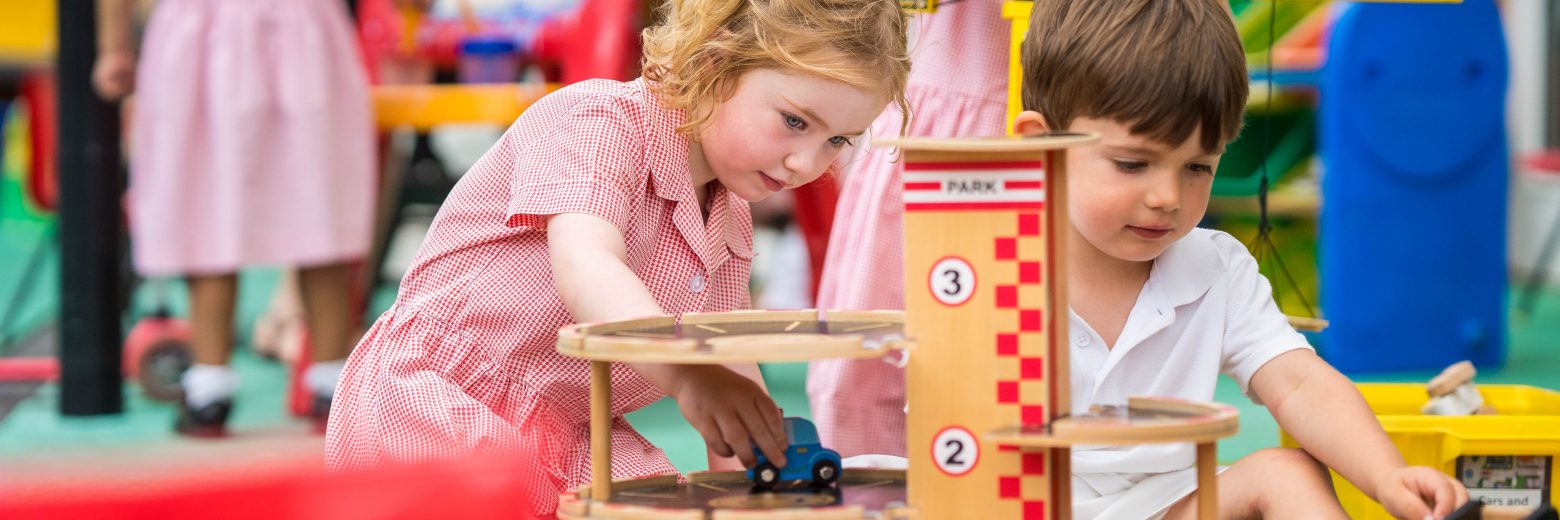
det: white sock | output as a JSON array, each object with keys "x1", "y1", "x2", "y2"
[
  {"x1": 304, "y1": 359, "x2": 346, "y2": 398},
  {"x1": 182, "y1": 364, "x2": 240, "y2": 408}
]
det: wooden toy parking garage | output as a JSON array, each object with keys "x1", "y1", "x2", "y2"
[{"x1": 554, "y1": 134, "x2": 1239, "y2": 520}]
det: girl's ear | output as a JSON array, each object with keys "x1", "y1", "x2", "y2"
[{"x1": 1012, "y1": 110, "x2": 1052, "y2": 136}]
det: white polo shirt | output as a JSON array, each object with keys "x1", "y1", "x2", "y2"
[{"x1": 1069, "y1": 228, "x2": 1312, "y2": 478}]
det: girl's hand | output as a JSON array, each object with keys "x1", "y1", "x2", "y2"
[
  {"x1": 1373, "y1": 465, "x2": 1469, "y2": 519},
  {"x1": 670, "y1": 365, "x2": 788, "y2": 469},
  {"x1": 93, "y1": 50, "x2": 136, "y2": 101}
]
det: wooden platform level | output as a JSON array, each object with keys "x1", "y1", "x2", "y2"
[{"x1": 557, "y1": 470, "x2": 912, "y2": 520}]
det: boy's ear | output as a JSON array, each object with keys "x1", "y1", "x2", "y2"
[{"x1": 1012, "y1": 110, "x2": 1052, "y2": 136}]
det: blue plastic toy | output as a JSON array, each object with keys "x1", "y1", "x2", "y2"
[
  {"x1": 1320, "y1": 0, "x2": 1509, "y2": 373},
  {"x1": 748, "y1": 417, "x2": 842, "y2": 489}
]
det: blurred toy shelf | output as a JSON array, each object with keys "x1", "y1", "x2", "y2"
[
  {"x1": 1216, "y1": 0, "x2": 1329, "y2": 208},
  {"x1": 371, "y1": 83, "x2": 559, "y2": 131},
  {"x1": 1214, "y1": 1, "x2": 1334, "y2": 323},
  {"x1": 0, "y1": 0, "x2": 55, "y2": 70},
  {"x1": 1206, "y1": 189, "x2": 1320, "y2": 218}
]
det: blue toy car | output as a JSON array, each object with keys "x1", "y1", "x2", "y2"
[{"x1": 748, "y1": 417, "x2": 843, "y2": 489}]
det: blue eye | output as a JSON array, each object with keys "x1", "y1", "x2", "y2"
[
  {"x1": 829, "y1": 136, "x2": 854, "y2": 147},
  {"x1": 783, "y1": 113, "x2": 806, "y2": 130}
]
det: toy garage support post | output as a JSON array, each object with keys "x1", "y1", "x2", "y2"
[
  {"x1": 894, "y1": 136, "x2": 1088, "y2": 519},
  {"x1": 591, "y1": 360, "x2": 612, "y2": 502}
]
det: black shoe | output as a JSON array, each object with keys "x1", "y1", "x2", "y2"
[
  {"x1": 310, "y1": 393, "x2": 332, "y2": 434},
  {"x1": 175, "y1": 399, "x2": 232, "y2": 438}
]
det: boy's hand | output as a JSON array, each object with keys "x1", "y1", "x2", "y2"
[
  {"x1": 1374, "y1": 466, "x2": 1469, "y2": 519},
  {"x1": 669, "y1": 365, "x2": 788, "y2": 469},
  {"x1": 93, "y1": 50, "x2": 136, "y2": 101}
]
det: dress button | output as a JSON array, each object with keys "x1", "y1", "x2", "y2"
[
  {"x1": 1073, "y1": 333, "x2": 1091, "y2": 347},
  {"x1": 689, "y1": 274, "x2": 706, "y2": 294}
]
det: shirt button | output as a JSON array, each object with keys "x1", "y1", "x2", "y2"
[
  {"x1": 688, "y1": 274, "x2": 706, "y2": 294},
  {"x1": 1073, "y1": 333, "x2": 1091, "y2": 347}
]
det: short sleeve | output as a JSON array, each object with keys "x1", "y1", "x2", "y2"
[
  {"x1": 1218, "y1": 239, "x2": 1313, "y2": 401},
  {"x1": 501, "y1": 93, "x2": 644, "y2": 231}
]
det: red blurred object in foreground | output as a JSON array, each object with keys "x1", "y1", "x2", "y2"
[{"x1": 0, "y1": 453, "x2": 544, "y2": 520}]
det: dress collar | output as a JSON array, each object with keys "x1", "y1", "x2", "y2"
[{"x1": 638, "y1": 79, "x2": 755, "y2": 271}]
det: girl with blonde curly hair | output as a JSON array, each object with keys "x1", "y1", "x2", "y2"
[{"x1": 326, "y1": 0, "x2": 910, "y2": 515}]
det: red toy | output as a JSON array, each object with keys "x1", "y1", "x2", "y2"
[{"x1": 356, "y1": 0, "x2": 643, "y2": 84}]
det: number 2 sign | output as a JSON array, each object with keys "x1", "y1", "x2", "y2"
[
  {"x1": 931, "y1": 425, "x2": 979, "y2": 476},
  {"x1": 929, "y1": 257, "x2": 976, "y2": 307}
]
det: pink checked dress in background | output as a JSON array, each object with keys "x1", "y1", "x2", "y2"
[
  {"x1": 128, "y1": 0, "x2": 374, "y2": 275},
  {"x1": 808, "y1": 0, "x2": 1012, "y2": 458},
  {"x1": 325, "y1": 78, "x2": 755, "y2": 517}
]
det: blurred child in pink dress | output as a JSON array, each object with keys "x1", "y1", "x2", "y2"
[
  {"x1": 808, "y1": 0, "x2": 1011, "y2": 458},
  {"x1": 94, "y1": 0, "x2": 376, "y2": 436}
]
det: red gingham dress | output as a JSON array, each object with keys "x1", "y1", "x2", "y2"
[
  {"x1": 324, "y1": 78, "x2": 755, "y2": 516},
  {"x1": 807, "y1": 0, "x2": 1012, "y2": 458}
]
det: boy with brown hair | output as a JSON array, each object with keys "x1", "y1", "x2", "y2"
[{"x1": 1015, "y1": 0, "x2": 1467, "y2": 517}]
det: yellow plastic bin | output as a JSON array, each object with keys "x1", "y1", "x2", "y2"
[{"x1": 1280, "y1": 384, "x2": 1560, "y2": 518}]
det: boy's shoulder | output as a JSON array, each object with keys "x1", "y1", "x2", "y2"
[
  {"x1": 1151, "y1": 227, "x2": 1258, "y2": 306},
  {"x1": 1171, "y1": 227, "x2": 1252, "y2": 268}
]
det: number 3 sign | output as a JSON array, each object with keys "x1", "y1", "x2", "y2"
[{"x1": 929, "y1": 257, "x2": 976, "y2": 307}]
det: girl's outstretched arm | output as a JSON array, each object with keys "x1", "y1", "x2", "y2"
[{"x1": 548, "y1": 212, "x2": 788, "y2": 471}]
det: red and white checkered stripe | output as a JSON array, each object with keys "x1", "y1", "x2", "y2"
[{"x1": 992, "y1": 206, "x2": 1052, "y2": 519}]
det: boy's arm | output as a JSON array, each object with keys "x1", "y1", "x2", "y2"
[
  {"x1": 547, "y1": 213, "x2": 787, "y2": 470},
  {"x1": 1251, "y1": 349, "x2": 1468, "y2": 518}
]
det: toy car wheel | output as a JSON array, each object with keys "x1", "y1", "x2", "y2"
[
  {"x1": 811, "y1": 459, "x2": 840, "y2": 486},
  {"x1": 753, "y1": 462, "x2": 780, "y2": 490},
  {"x1": 138, "y1": 339, "x2": 192, "y2": 402}
]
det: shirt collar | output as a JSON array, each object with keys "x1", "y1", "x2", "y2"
[
  {"x1": 1080, "y1": 228, "x2": 1225, "y2": 382},
  {"x1": 640, "y1": 77, "x2": 695, "y2": 204},
  {"x1": 1146, "y1": 227, "x2": 1225, "y2": 308}
]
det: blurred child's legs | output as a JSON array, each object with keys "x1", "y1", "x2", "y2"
[
  {"x1": 179, "y1": 272, "x2": 240, "y2": 436},
  {"x1": 297, "y1": 261, "x2": 354, "y2": 364},
  {"x1": 186, "y1": 263, "x2": 355, "y2": 367},
  {"x1": 295, "y1": 261, "x2": 356, "y2": 427},
  {"x1": 178, "y1": 261, "x2": 357, "y2": 436},
  {"x1": 188, "y1": 273, "x2": 239, "y2": 366},
  {"x1": 1163, "y1": 448, "x2": 1345, "y2": 520}
]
